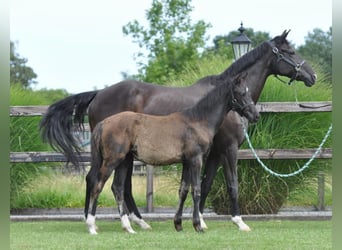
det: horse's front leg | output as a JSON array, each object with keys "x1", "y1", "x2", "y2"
[
  {"x1": 222, "y1": 145, "x2": 251, "y2": 232},
  {"x1": 174, "y1": 165, "x2": 190, "y2": 232},
  {"x1": 113, "y1": 164, "x2": 136, "y2": 234}
]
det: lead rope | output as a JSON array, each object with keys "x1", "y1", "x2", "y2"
[
  {"x1": 242, "y1": 121, "x2": 332, "y2": 177},
  {"x1": 241, "y1": 83, "x2": 332, "y2": 177}
]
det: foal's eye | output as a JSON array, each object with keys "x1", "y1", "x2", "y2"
[{"x1": 282, "y1": 49, "x2": 295, "y2": 55}]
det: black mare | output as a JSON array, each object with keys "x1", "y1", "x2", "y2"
[
  {"x1": 40, "y1": 31, "x2": 316, "y2": 231},
  {"x1": 85, "y1": 73, "x2": 259, "y2": 234}
]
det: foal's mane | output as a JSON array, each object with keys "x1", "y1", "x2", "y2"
[{"x1": 182, "y1": 77, "x2": 235, "y2": 120}]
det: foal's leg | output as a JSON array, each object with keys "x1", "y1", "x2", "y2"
[
  {"x1": 85, "y1": 161, "x2": 116, "y2": 234},
  {"x1": 221, "y1": 144, "x2": 251, "y2": 231},
  {"x1": 189, "y1": 156, "x2": 204, "y2": 233},
  {"x1": 113, "y1": 163, "x2": 136, "y2": 234},
  {"x1": 174, "y1": 165, "x2": 190, "y2": 232}
]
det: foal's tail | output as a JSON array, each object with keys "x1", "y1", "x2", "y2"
[
  {"x1": 39, "y1": 90, "x2": 98, "y2": 167},
  {"x1": 90, "y1": 124, "x2": 104, "y2": 171}
]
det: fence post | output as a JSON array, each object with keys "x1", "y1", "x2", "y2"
[
  {"x1": 146, "y1": 165, "x2": 154, "y2": 212},
  {"x1": 317, "y1": 171, "x2": 325, "y2": 211}
]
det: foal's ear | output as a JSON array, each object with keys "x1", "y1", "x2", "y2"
[{"x1": 235, "y1": 72, "x2": 248, "y2": 83}]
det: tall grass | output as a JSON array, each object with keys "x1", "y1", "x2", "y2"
[
  {"x1": 11, "y1": 169, "x2": 190, "y2": 209},
  {"x1": 10, "y1": 85, "x2": 69, "y2": 208}
]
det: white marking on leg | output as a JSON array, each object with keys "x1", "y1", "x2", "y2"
[
  {"x1": 86, "y1": 214, "x2": 98, "y2": 235},
  {"x1": 232, "y1": 216, "x2": 251, "y2": 231},
  {"x1": 199, "y1": 213, "x2": 208, "y2": 229},
  {"x1": 121, "y1": 214, "x2": 136, "y2": 234},
  {"x1": 129, "y1": 213, "x2": 152, "y2": 230}
]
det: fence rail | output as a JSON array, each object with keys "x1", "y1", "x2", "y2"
[
  {"x1": 10, "y1": 102, "x2": 332, "y2": 212},
  {"x1": 9, "y1": 101, "x2": 332, "y2": 117},
  {"x1": 10, "y1": 148, "x2": 332, "y2": 163}
]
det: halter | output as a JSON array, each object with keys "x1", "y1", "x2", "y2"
[
  {"x1": 268, "y1": 41, "x2": 306, "y2": 85},
  {"x1": 231, "y1": 87, "x2": 254, "y2": 114}
]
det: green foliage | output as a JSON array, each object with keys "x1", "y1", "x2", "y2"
[
  {"x1": 11, "y1": 220, "x2": 332, "y2": 249},
  {"x1": 211, "y1": 28, "x2": 271, "y2": 55},
  {"x1": 297, "y1": 27, "x2": 332, "y2": 81},
  {"x1": 10, "y1": 41, "x2": 38, "y2": 88},
  {"x1": 122, "y1": 0, "x2": 211, "y2": 84}
]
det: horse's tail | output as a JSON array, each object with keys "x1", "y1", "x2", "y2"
[{"x1": 39, "y1": 90, "x2": 98, "y2": 167}]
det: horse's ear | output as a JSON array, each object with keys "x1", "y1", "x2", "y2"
[{"x1": 280, "y1": 30, "x2": 291, "y2": 41}]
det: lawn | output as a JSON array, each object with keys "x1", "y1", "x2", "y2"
[{"x1": 10, "y1": 220, "x2": 331, "y2": 250}]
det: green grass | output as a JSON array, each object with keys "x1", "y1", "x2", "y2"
[{"x1": 10, "y1": 220, "x2": 332, "y2": 249}]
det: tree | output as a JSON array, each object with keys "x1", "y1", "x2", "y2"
[
  {"x1": 10, "y1": 41, "x2": 38, "y2": 88},
  {"x1": 213, "y1": 28, "x2": 271, "y2": 53},
  {"x1": 297, "y1": 27, "x2": 332, "y2": 80},
  {"x1": 122, "y1": 0, "x2": 211, "y2": 84}
]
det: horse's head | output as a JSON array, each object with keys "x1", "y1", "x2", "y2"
[
  {"x1": 269, "y1": 30, "x2": 317, "y2": 87},
  {"x1": 231, "y1": 72, "x2": 260, "y2": 123}
]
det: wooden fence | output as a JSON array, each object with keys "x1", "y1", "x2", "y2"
[{"x1": 10, "y1": 101, "x2": 332, "y2": 211}]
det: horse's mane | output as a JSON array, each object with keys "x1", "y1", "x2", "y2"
[{"x1": 220, "y1": 41, "x2": 271, "y2": 79}]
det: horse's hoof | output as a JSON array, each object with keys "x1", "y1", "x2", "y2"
[
  {"x1": 199, "y1": 213, "x2": 208, "y2": 229},
  {"x1": 232, "y1": 216, "x2": 251, "y2": 231},
  {"x1": 129, "y1": 214, "x2": 152, "y2": 230},
  {"x1": 193, "y1": 224, "x2": 204, "y2": 233},
  {"x1": 124, "y1": 228, "x2": 137, "y2": 234}
]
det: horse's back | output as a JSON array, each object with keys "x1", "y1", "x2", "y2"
[{"x1": 87, "y1": 79, "x2": 213, "y2": 129}]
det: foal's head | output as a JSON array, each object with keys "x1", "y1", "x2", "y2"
[{"x1": 231, "y1": 73, "x2": 260, "y2": 123}]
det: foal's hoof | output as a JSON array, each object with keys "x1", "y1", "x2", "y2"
[
  {"x1": 175, "y1": 224, "x2": 183, "y2": 232},
  {"x1": 174, "y1": 218, "x2": 183, "y2": 232}
]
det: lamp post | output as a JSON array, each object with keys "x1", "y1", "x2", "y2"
[{"x1": 231, "y1": 22, "x2": 252, "y2": 60}]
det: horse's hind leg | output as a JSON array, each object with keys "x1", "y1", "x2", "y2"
[
  {"x1": 84, "y1": 166, "x2": 99, "y2": 235},
  {"x1": 174, "y1": 165, "x2": 190, "y2": 232},
  {"x1": 222, "y1": 145, "x2": 251, "y2": 231},
  {"x1": 113, "y1": 163, "x2": 136, "y2": 234},
  {"x1": 121, "y1": 154, "x2": 151, "y2": 229},
  {"x1": 199, "y1": 148, "x2": 221, "y2": 229}
]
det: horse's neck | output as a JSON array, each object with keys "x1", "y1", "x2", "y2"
[
  {"x1": 218, "y1": 44, "x2": 274, "y2": 103},
  {"x1": 245, "y1": 61, "x2": 271, "y2": 102}
]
